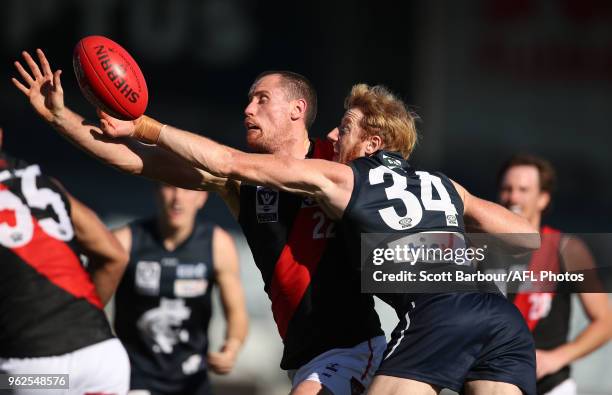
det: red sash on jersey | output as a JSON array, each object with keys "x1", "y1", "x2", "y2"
[
  {"x1": 513, "y1": 226, "x2": 562, "y2": 331},
  {"x1": 269, "y1": 139, "x2": 335, "y2": 339}
]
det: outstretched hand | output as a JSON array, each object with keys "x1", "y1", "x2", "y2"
[{"x1": 12, "y1": 49, "x2": 64, "y2": 124}]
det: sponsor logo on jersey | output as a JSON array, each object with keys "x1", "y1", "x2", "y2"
[
  {"x1": 135, "y1": 260, "x2": 162, "y2": 296},
  {"x1": 446, "y1": 214, "x2": 458, "y2": 226},
  {"x1": 256, "y1": 186, "x2": 279, "y2": 223},
  {"x1": 174, "y1": 279, "x2": 208, "y2": 298},
  {"x1": 176, "y1": 262, "x2": 207, "y2": 279}
]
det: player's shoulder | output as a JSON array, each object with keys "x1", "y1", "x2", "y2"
[{"x1": 212, "y1": 225, "x2": 234, "y2": 246}]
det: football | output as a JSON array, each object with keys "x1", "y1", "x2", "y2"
[{"x1": 73, "y1": 35, "x2": 148, "y2": 120}]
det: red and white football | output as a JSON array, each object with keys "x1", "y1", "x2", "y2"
[{"x1": 73, "y1": 35, "x2": 148, "y2": 120}]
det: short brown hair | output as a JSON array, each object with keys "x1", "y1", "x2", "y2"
[
  {"x1": 252, "y1": 71, "x2": 318, "y2": 129},
  {"x1": 344, "y1": 84, "x2": 418, "y2": 159},
  {"x1": 497, "y1": 153, "x2": 557, "y2": 194}
]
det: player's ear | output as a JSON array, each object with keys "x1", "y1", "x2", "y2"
[
  {"x1": 537, "y1": 191, "x2": 550, "y2": 212},
  {"x1": 290, "y1": 99, "x2": 307, "y2": 122},
  {"x1": 365, "y1": 135, "x2": 383, "y2": 154}
]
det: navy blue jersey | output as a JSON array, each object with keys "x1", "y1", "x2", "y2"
[
  {"x1": 345, "y1": 151, "x2": 465, "y2": 234},
  {"x1": 343, "y1": 151, "x2": 535, "y2": 395},
  {"x1": 114, "y1": 218, "x2": 216, "y2": 393},
  {"x1": 0, "y1": 153, "x2": 113, "y2": 358},
  {"x1": 343, "y1": 151, "x2": 469, "y2": 309},
  {"x1": 238, "y1": 139, "x2": 383, "y2": 370}
]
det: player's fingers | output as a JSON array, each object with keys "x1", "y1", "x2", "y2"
[
  {"x1": 53, "y1": 70, "x2": 63, "y2": 92},
  {"x1": 37, "y1": 49, "x2": 53, "y2": 77},
  {"x1": 13, "y1": 61, "x2": 34, "y2": 86},
  {"x1": 99, "y1": 118, "x2": 112, "y2": 134},
  {"x1": 11, "y1": 77, "x2": 29, "y2": 95},
  {"x1": 22, "y1": 51, "x2": 43, "y2": 79},
  {"x1": 100, "y1": 118, "x2": 120, "y2": 137}
]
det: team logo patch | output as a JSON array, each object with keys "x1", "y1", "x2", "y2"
[
  {"x1": 135, "y1": 260, "x2": 162, "y2": 296},
  {"x1": 137, "y1": 298, "x2": 191, "y2": 354},
  {"x1": 382, "y1": 153, "x2": 402, "y2": 169},
  {"x1": 256, "y1": 186, "x2": 279, "y2": 223},
  {"x1": 399, "y1": 217, "x2": 413, "y2": 228}
]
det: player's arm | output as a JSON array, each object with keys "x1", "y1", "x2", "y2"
[
  {"x1": 207, "y1": 227, "x2": 248, "y2": 375},
  {"x1": 451, "y1": 180, "x2": 540, "y2": 251},
  {"x1": 112, "y1": 225, "x2": 132, "y2": 258},
  {"x1": 100, "y1": 119, "x2": 355, "y2": 219},
  {"x1": 65, "y1": 192, "x2": 129, "y2": 306},
  {"x1": 536, "y1": 236, "x2": 612, "y2": 378},
  {"x1": 11, "y1": 49, "x2": 241, "y2": 216}
]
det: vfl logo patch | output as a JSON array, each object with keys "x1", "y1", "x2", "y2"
[
  {"x1": 446, "y1": 214, "x2": 458, "y2": 226},
  {"x1": 256, "y1": 186, "x2": 279, "y2": 223}
]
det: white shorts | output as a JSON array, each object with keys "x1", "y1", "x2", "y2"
[
  {"x1": 543, "y1": 378, "x2": 577, "y2": 395},
  {"x1": 288, "y1": 336, "x2": 386, "y2": 395},
  {"x1": 0, "y1": 338, "x2": 130, "y2": 395}
]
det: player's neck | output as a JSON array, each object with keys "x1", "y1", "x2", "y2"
[
  {"x1": 529, "y1": 215, "x2": 542, "y2": 231},
  {"x1": 274, "y1": 129, "x2": 311, "y2": 159},
  {"x1": 158, "y1": 220, "x2": 194, "y2": 251}
]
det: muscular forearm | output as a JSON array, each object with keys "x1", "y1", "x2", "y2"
[
  {"x1": 157, "y1": 125, "x2": 236, "y2": 178},
  {"x1": 52, "y1": 109, "x2": 230, "y2": 192},
  {"x1": 52, "y1": 107, "x2": 146, "y2": 174},
  {"x1": 224, "y1": 309, "x2": 248, "y2": 352}
]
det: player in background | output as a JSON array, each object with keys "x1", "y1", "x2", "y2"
[
  {"x1": 0, "y1": 126, "x2": 130, "y2": 394},
  {"x1": 113, "y1": 184, "x2": 248, "y2": 395},
  {"x1": 13, "y1": 49, "x2": 386, "y2": 395},
  {"x1": 497, "y1": 154, "x2": 612, "y2": 395}
]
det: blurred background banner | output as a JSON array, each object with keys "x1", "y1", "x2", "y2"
[{"x1": 2, "y1": 1, "x2": 611, "y2": 394}]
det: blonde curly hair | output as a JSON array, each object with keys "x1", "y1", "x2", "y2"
[{"x1": 344, "y1": 84, "x2": 418, "y2": 159}]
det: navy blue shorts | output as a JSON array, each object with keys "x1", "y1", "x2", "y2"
[{"x1": 376, "y1": 292, "x2": 536, "y2": 395}]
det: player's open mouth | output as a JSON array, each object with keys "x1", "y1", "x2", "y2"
[
  {"x1": 244, "y1": 120, "x2": 260, "y2": 131},
  {"x1": 509, "y1": 205, "x2": 522, "y2": 214}
]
